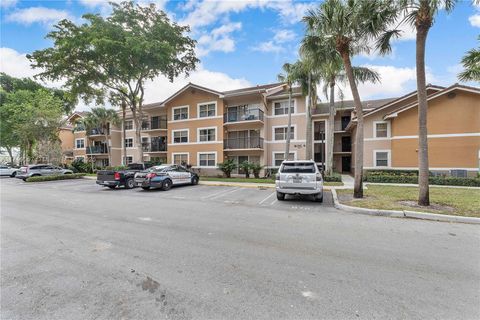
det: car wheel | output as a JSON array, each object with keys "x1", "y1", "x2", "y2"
[
  {"x1": 125, "y1": 178, "x2": 135, "y2": 189},
  {"x1": 161, "y1": 179, "x2": 172, "y2": 191},
  {"x1": 276, "y1": 192, "x2": 285, "y2": 201},
  {"x1": 10, "y1": 172, "x2": 16, "y2": 178},
  {"x1": 108, "y1": 186, "x2": 116, "y2": 189},
  {"x1": 64, "y1": 172, "x2": 72, "y2": 175},
  {"x1": 314, "y1": 193, "x2": 323, "y2": 203},
  {"x1": 141, "y1": 186, "x2": 150, "y2": 190},
  {"x1": 191, "y1": 176, "x2": 199, "y2": 185}
]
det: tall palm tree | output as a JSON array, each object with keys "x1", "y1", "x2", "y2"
[
  {"x1": 277, "y1": 63, "x2": 296, "y2": 160},
  {"x1": 90, "y1": 107, "x2": 120, "y2": 166},
  {"x1": 378, "y1": 0, "x2": 457, "y2": 206},
  {"x1": 76, "y1": 113, "x2": 96, "y2": 171},
  {"x1": 458, "y1": 35, "x2": 480, "y2": 82},
  {"x1": 303, "y1": 1, "x2": 392, "y2": 192}
]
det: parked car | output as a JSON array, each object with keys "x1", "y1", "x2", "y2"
[
  {"x1": 0, "y1": 165, "x2": 18, "y2": 177},
  {"x1": 275, "y1": 160, "x2": 323, "y2": 202},
  {"x1": 15, "y1": 164, "x2": 73, "y2": 181},
  {"x1": 96, "y1": 163, "x2": 154, "y2": 189},
  {"x1": 134, "y1": 165, "x2": 199, "y2": 191}
]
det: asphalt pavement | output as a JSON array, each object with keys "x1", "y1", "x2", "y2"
[{"x1": 1, "y1": 177, "x2": 479, "y2": 320}]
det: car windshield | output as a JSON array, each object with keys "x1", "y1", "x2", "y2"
[
  {"x1": 281, "y1": 162, "x2": 316, "y2": 174},
  {"x1": 150, "y1": 165, "x2": 170, "y2": 172}
]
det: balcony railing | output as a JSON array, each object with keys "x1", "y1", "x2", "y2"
[
  {"x1": 224, "y1": 108, "x2": 264, "y2": 123},
  {"x1": 143, "y1": 142, "x2": 167, "y2": 152},
  {"x1": 86, "y1": 146, "x2": 108, "y2": 154},
  {"x1": 88, "y1": 128, "x2": 108, "y2": 136},
  {"x1": 224, "y1": 137, "x2": 264, "y2": 150},
  {"x1": 142, "y1": 118, "x2": 167, "y2": 130}
]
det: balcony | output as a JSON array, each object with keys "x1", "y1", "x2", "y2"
[
  {"x1": 224, "y1": 108, "x2": 264, "y2": 124},
  {"x1": 142, "y1": 118, "x2": 167, "y2": 130},
  {"x1": 86, "y1": 145, "x2": 108, "y2": 154},
  {"x1": 224, "y1": 137, "x2": 264, "y2": 150},
  {"x1": 88, "y1": 128, "x2": 108, "y2": 136},
  {"x1": 143, "y1": 142, "x2": 167, "y2": 152}
]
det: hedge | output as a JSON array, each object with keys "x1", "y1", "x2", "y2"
[
  {"x1": 365, "y1": 169, "x2": 418, "y2": 177},
  {"x1": 324, "y1": 172, "x2": 342, "y2": 182},
  {"x1": 26, "y1": 173, "x2": 86, "y2": 182},
  {"x1": 363, "y1": 174, "x2": 480, "y2": 187}
]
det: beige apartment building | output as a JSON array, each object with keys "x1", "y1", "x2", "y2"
[{"x1": 67, "y1": 82, "x2": 479, "y2": 177}]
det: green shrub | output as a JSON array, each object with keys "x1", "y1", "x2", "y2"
[
  {"x1": 364, "y1": 169, "x2": 418, "y2": 177},
  {"x1": 26, "y1": 173, "x2": 86, "y2": 182},
  {"x1": 324, "y1": 172, "x2": 342, "y2": 182},
  {"x1": 105, "y1": 165, "x2": 128, "y2": 171},
  {"x1": 217, "y1": 159, "x2": 237, "y2": 178},
  {"x1": 250, "y1": 163, "x2": 264, "y2": 179},
  {"x1": 239, "y1": 161, "x2": 251, "y2": 178},
  {"x1": 364, "y1": 174, "x2": 480, "y2": 187},
  {"x1": 69, "y1": 158, "x2": 90, "y2": 173}
]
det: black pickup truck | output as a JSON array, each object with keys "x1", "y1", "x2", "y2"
[{"x1": 96, "y1": 163, "x2": 154, "y2": 189}]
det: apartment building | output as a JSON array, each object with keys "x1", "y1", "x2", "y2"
[{"x1": 67, "y1": 82, "x2": 479, "y2": 177}]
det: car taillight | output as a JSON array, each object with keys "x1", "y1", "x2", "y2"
[
  {"x1": 275, "y1": 174, "x2": 280, "y2": 181},
  {"x1": 146, "y1": 172, "x2": 157, "y2": 179},
  {"x1": 316, "y1": 174, "x2": 322, "y2": 181},
  {"x1": 114, "y1": 172, "x2": 120, "y2": 180}
]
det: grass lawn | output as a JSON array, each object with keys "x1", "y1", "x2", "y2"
[
  {"x1": 200, "y1": 176, "x2": 343, "y2": 186},
  {"x1": 337, "y1": 185, "x2": 480, "y2": 217}
]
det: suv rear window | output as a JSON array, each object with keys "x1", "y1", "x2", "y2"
[{"x1": 280, "y1": 162, "x2": 316, "y2": 173}]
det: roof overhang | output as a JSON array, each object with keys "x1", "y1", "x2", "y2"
[{"x1": 160, "y1": 83, "x2": 224, "y2": 106}]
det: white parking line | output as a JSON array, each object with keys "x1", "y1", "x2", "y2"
[
  {"x1": 269, "y1": 199, "x2": 277, "y2": 206},
  {"x1": 202, "y1": 187, "x2": 239, "y2": 200},
  {"x1": 208, "y1": 187, "x2": 241, "y2": 200},
  {"x1": 258, "y1": 191, "x2": 276, "y2": 205}
]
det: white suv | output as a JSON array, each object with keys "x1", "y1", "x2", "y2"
[{"x1": 275, "y1": 160, "x2": 323, "y2": 202}]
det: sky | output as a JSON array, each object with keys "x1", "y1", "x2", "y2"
[{"x1": 1, "y1": 0, "x2": 479, "y2": 111}]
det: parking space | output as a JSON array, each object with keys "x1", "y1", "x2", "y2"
[{"x1": 0, "y1": 177, "x2": 333, "y2": 213}]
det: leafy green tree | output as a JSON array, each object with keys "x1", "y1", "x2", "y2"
[
  {"x1": 250, "y1": 163, "x2": 264, "y2": 179},
  {"x1": 28, "y1": 1, "x2": 199, "y2": 163},
  {"x1": 304, "y1": 0, "x2": 397, "y2": 198},
  {"x1": 459, "y1": 36, "x2": 480, "y2": 82},
  {"x1": 217, "y1": 159, "x2": 237, "y2": 178},
  {"x1": 239, "y1": 161, "x2": 251, "y2": 179}
]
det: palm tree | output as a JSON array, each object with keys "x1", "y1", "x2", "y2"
[
  {"x1": 76, "y1": 113, "x2": 96, "y2": 172},
  {"x1": 277, "y1": 63, "x2": 296, "y2": 160},
  {"x1": 303, "y1": 0, "x2": 394, "y2": 196},
  {"x1": 459, "y1": 35, "x2": 480, "y2": 82},
  {"x1": 377, "y1": 0, "x2": 457, "y2": 206},
  {"x1": 90, "y1": 107, "x2": 120, "y2": 166}
]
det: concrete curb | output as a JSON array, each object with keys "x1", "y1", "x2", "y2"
[
  {"x1": 82, "y1": 176, "x2": 96, "y2": 180},
  {"x1": 330, "y1": 189, "x2": 480, "y2": 224}
]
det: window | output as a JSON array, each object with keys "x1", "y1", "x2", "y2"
[
  {"x1": 124, "y1": 120, "x2": 133, "y2": 130},
  {"x1": 198, "y1": 153, "x2": 216, "y2": 167},
  {"x1": 100, "y1": 159, "x2": 109, "y2": 167},
  {"x1": 375, "y1": 151, "x2": 390, "y2": 167},
  {"x1": 173, "y1": 153, "x2": 188, "y2": 165},
  {"x1": 151, "y1": 156, "x2": 167, "y2": 164},
  {"x1": 173, "y1": 130, "x2": 188, "y2": 143},
  {"x1": 198, "y1": 103, "x2": 216, "y2": 118},
  {"x1": 198, "y1": 128, "x2": 216, "y2": 142},
  {"x1": 274, "y1": 152, "x2": 294, "y2": 167},
  {"x1": 126, "y1": 156, "x2": 133, "y2": 165},
  {"x1": 274, "y1": 101, "x2": 294, "y2": 115},
  {"x1": 142, "y1": 137, "x2": 149, "y2": 151},
  {"x1": 274, "y1": 127, "x2": 295, "y2": 141},
  {"x1": 375, "y1": 122, "x2": 389, "y2": 138},
  {"x1": 125, "y1": 138, "x2": 133, "y2": 148},
  {"x1": 173, "y1": 106, "x2": 188, "y2": 121},
  {"x1": 75, "y1": 139, "x2": 84, "y2": 149}
]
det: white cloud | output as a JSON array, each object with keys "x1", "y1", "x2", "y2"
[
  {"x1": 6, "y1": 7, "x2": 74, "y2": 26},
  {"x1": 469, "y1": 14, "x2": 480, "y2": 27},
  {"x1": 273, "y1": 29, "x2": 296, "y2": 43},
  {"x1": 0, "y1": 0, "x2": 18, "y2": 9},
  {"x1": 265, "y1": 1, "x2": 315, "y2": 24},
  {"x1": 251, "y1": 41, "x2": 284, "y2": 53},
  {"x1": 196, "y1": 22, "x2": 242, "y2": 56},
  {"x1": 0, "y1": 47, "x2": 36, "y2": 79}
]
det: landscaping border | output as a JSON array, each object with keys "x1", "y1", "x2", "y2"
[{"x1": 331, "y1": 189, "x2": 480, "y2": 224}]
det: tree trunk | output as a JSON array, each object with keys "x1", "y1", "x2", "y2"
[
  {"x1": 130, "y1": 103, "x2": 144, "y2": 164},
  {"x1": 305, "y1": 73, "x2": 313, "y2": 160},
  {"x1": 104, "y1": 134, "x2": 111, "y2": 167},
  {"x1": 284, "y1": 86, "x2": 293, "y2": 160},
  {"x1": 416, "y1": 25, "x2": 430, "y2": 206},
  {"x1": 6, "y1": 146, "x2": 14, "y2": 165},
  {"x1": 122, "y1": 101, "x2": 127, "y2": 166},
  {"x1": 341, "y1": 52, "x2": 364, "y2": 198},
  {"x1": 326, "y1": 81, "x2": 336, "y2": 175}
]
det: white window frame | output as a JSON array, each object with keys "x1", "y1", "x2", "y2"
[
  {"x1": 272, "y1": 151, "x2": 297, "y2": 167},
  {"x1": 172, "y1": 152, "x2": 189, "y2": 165},
  {"x1": 197, "y1": 126, "x2": 217, "y2": 143},
  {"x1": 172, "y1": 105, "x2": 189, "y2": 121},
  {"x1": 125, "y1": 138, "x2": 134, "y2": 148},
  {"x1": 373, "y1": 149, "x2": 391, "y2": 168},
  {"x1": 197, "y1": 151, "x2": 217, "y2": 168},
  {"x1": 272, "y1": 125, "x2": 296, "y2": 141},
  {"x1": 124, "y1": 120, "x2": 134, "y2": 131},
  {"x1": 272, "y1": 99, "x2": 296, "y2": 116},
  {"x1": 172, "y1": 129, "x2": 189, "y2": 144},
  {"x1": 197, "y1": 101, "x2": 217, "y2": 119},
  {"x1": 125, "y1": 156, "x2": 133, "y2": 165},
  {"x1": 373, "y1": 121, "x2": 391, "y2": 139},
  {"x1": 75, "y1": 138, "x2": 85, "y2": 149}
]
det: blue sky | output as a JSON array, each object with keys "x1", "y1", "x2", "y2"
[{"x1": 1, "y1": 0, "x2": 479, "y2": 110}]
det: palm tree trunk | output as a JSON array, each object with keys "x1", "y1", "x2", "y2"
[
  {"x1": 416, "y1": 26, "x2": 430, "y2": 206},
  {"x1": 6, "y1": 146, "x2": 14, "y2": 165},
  {"x1": 122, "y1": 100, "x2": 127, "y2": 166},
  {"x1": 326, "y1": 81, "x2": 335, "y2": 175},
  {"x1": 305, "y1": 73, "x2": 313, "y2": 160},
  {"x1": 104, "y1": 134, "x2": 111, "y2": 167},
  {"x1": 284, "y1": 86, "x2": 293, "y2": 160},
  {"x1": 341, "y1": 53, "x2": 364, "y2": 198}
]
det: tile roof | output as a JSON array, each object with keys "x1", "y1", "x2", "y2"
[{"x1": 312, "y1": 97, "x2": 397, "y2": 115}]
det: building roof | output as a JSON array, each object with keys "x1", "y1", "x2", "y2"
[
  {"x1": 161, "y1": 82, "x2": 224, "y2": 106},
  {"x1": 222, "y1": 82, "x2": 284, "y2": 96},
  {"x1": 312, "y1": 97, "x2": 397, "y2": 115}
]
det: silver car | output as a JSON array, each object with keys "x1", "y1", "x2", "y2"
[
  {"x1": 275, "y1": 160, "x2": 323, "y2": 202},
  {"x1": 16, "y1": 164, "x2": 73, "y2": 181},
  {"x1": 0, "y1": 165, "x2": 17, "y2": 177}
]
